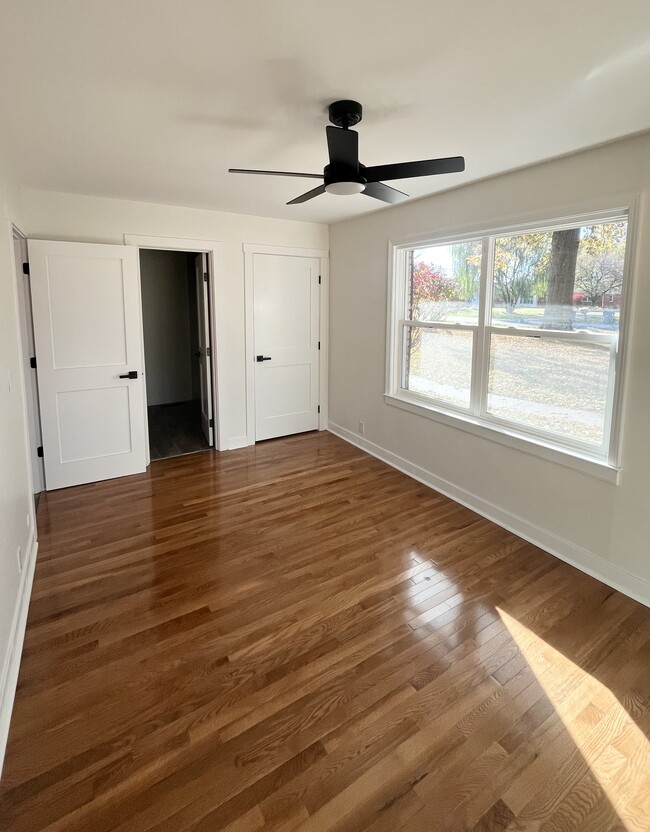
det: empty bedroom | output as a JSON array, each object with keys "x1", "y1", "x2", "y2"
[{"x1": 0, "y1": 2, "x2": 648, "y2": 830}]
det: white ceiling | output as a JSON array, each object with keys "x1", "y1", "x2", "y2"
[{"x1": 1, "y1": 0, "x2": 649, "y2": 224}]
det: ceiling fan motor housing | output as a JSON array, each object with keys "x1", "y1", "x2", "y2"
[{"x1": 328, "y1": 99, "x2": 363, "y2": 129}]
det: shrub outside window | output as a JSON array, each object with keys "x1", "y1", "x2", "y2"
[{"x1": 389, "y1": 211, "x2": 631, "y2": 467}]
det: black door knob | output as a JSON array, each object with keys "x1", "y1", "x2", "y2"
[
  {"x1": 119, "y1": 371, "x2": 138, "y2": 379},
  {"x1": 256, "y1": 355, "x2": 272, "y2": 362}
]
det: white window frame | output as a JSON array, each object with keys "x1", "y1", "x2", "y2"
[{"x1": 385, "y1": 206, "x2": 639, "y2": 484}]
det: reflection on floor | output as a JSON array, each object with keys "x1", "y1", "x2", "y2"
[{"x1": 147, "y1": 400, "x2": 210, "y2": 460}]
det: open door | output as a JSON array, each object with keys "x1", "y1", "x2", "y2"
[
  {"x1": 194, "y1": 253, "x2": 213, "y2": 446},
  {"x1": 14, "y1": 235, "x2": 45, "y2": 496},
  {"x1": 29, "y1": 240, "x2": 147, "y2": 490}
]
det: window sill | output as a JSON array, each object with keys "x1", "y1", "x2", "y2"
[{"x1": 384, "y1": 393, "x2": 621, "y2": 485}]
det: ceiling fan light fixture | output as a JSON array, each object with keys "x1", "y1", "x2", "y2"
[{"x1": 324, "y1": 181, "x2": 365, "y2": 196}]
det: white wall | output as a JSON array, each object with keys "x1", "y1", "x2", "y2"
[
  {"x1": 0, "y1": 158, "x2": 38, "y2": 774},
  {"x1": 140, "y1": 249, "x2": 193, "y2": 406},
  {"x1": 21, "y1": 190, "x2": 329, "y2": 449},
  {"x1": 329, "y1": 133, "x2": 650, "y2": 606}
]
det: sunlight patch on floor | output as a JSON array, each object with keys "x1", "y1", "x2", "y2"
[{"x1": 497, "y1": 607, "x2": 650, "y2": 830}]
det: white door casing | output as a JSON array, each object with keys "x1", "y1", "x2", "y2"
[
  {"x1": 124, "y1": 234, "x2": 223, "y2": 451},
  {"x1": 29, "y1": 240, "x2": 147, "y2": 489},
  {"x1": 194, "y1": 253, "x2": 213, "y2": 446},
  {"x1": 252, "y1": 252, "x2": 321, "y2": 441},
  {"x1": 13, "y1": 235, "x2": 45, "y2": 495}
]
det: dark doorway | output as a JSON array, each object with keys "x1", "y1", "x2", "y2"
[{"x1": 139, "y1": 249, "x2": 213, "y2": 461}]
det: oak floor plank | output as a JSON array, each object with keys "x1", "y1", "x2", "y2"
[{"x1": 0, "y1": 432, "x2": 647, "y2": 831}]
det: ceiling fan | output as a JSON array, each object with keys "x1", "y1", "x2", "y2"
[{"x1": 229, "y1": 100, "x2": 465, "y2": 205}]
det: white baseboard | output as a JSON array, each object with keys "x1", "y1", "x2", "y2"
[
  {"x1": 0, "y1": 531, "x2": 38, "y2": 780},
  {"x1": 328, "y1": 422, "x2": 650, "y2": 609},
  {"x1": 227, "y1": 435, "x2": 249, "y2": 451}
]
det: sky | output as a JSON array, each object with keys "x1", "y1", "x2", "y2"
[{"x1": 414, "y1": 244, "x2": 454, "y2": 276}]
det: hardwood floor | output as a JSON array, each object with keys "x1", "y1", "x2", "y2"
[
  {"x1": 147, "y1": 401, "x2": 210, "y2": 461},
  {"x1": 0, "y1": 432, "x2": 648, "y2": 831}
]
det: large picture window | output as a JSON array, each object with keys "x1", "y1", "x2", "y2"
[{"x1": 388, "y1": 210, "x2": 632, "y2": 470}]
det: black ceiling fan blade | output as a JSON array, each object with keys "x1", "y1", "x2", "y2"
[
  {"x1": 229, "y1": 168, "x2": 324, "y2": 179},
  {"x1": 326, "y1": 126, "x2": 359, "y2": 169},
  {"x1": 362, "y1": 181, "x2": 409, "y2": 204},
  {"x1": 364, "y1": 156, "x2": 465, "y2": 183},
  {"x1": 287, "y1": 184, "x2": 327, "y2": 205}
]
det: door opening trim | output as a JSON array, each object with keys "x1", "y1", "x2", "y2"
[
  {"x1": 243, "y1": 244, "x2": 329, "y2": 447},
  {"x1": 124, "y1": 234, "x2": 224, "y2": 455},
  {"x1": 11, "y1": 224, "x2": 45, "y2": 500}
]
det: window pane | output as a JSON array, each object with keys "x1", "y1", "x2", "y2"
[
  {"x1": 404, "y1": 326, "x2": 473, "y2": 409},
  {"x1": 408, "y1": 241, "x2": 482, "y2": 325},
  {"x1": 491, "y1": 220, "x2": 627, "y2": 334},
  {"x1": 487, "y1": 334, "x2": 611, "y2": 445}
]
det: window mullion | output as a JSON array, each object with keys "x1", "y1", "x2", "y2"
[
  {"x1": 402, "y1": 319, "x2": 479, "y2": 333},
  {"x1": 471, "y1": 235, "x2": 492, "y2": 416},
  {"x1": 487, "y1": 328, "x2": 615, "y2": 345},
  {"x1": 604, "y1": 339, "x2": 618, "y2": 463}
]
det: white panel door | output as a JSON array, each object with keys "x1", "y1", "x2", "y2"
[
  {"x1": 29, "y1": 240, "x2": 147, "y2": 490},
  {"x1": 253, "y1": 253, "x2": 320, "y2": 441},
  {"x1": 194, "y1": 253, "x2": 213, "y2": 446}
]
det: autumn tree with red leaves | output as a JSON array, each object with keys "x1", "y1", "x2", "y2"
[{"x1": 407, "y1": 259, "x2": 461, "y2": 353}]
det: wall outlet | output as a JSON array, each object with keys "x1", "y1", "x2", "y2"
[{"x1": 358, "y1": 421, "x2": 365, "y2": 435}]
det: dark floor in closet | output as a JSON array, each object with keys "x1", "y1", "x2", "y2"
[{"x1": 147, "y1": 400, "x2": 210, "y2": 460}]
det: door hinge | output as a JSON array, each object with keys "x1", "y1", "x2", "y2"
[
  {"x1": 203, "y1": 272, "x2": 208, "y2": 282},
  {"x1": 317, "y1": 405, "x2": 321, "y2": 414},
  {"x1": 318, "y1": 341, "x2": 320, "y2": 350},
  {"x1": 37, "y1": 445, "x2": 43, "y2": 458},
  {"x1": 209, "y1": 418, "x2": 214, "y2": 428},
  {"x1": 206, "y1": 347, "x2": 211, "y2": 357},
  {"x1": 318, "y1": 275, "x2": 321, "y2": 285},
  {"x1": 30, "y1": 356, "x2": 37, "y2": 369},
  {"x1": 22, "y1": 262, "x2": 30, "y2": 276}
]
